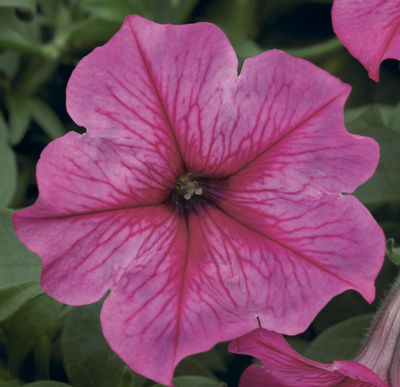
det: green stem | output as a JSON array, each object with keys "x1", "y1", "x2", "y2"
[
  {"x1": 285, "y1": 37, "x2": 343, "y2": 59},
  {"x1": 0, "y1": 37, "x2": 60, "y2": 59},
  {"x1": 231, "y1": 0, "x2": 258, "y2": 43},
  {"x1": 34, "y1": 335, "x2": 52, "y2": 380},
  {"x1": 47, "y1": 305, "x2": 73, "y2": 340}
]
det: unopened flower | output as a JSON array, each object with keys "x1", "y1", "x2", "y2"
[
  {"x1": 332, "y1": 0, "x2": 400, "y2": 81},
  {"x1": 12, "y1": 15, "x2": 384, "y2": 385},
  {"x1": 354, "y1": 276, "x2": 400, "y2": 386}
]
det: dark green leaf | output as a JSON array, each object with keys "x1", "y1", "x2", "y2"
[
  {"x1": 175, "y1": 357, "x2": 217, "y2": 380},
  {"x1": 0, "y1": 112, "x2": 8, "y2": 142},
  {"x1": 7, "y1": 95, "x2": 31, "y2": 145},
  {"x1": 0, "y1": 9, "x2": 41, "y2": 55},
  {"x1": 0, "y1": 281, "x2": 42, "y2": 321},
  {"x1": 79, "y1": 0, "x2": 145, "y2": 23},
  {"x1": 0, "y1": 0, "x2": 35, "y2": 11},
  {"x1": 118, "y1": 367, "x2": 146, "y2": 387},
  {"x1": 151, "y1": 375, "x2": 226, "y2": 387},
  {"x1": 143, "y1": 0, "x2": 198, "y2": 24},
  {"x1": 0, "y1": 208, "x2": 41, "y2": 288},
  {"x1": 0, "y1": 50, "x2": 20, "y2": 79},
  {"x1": 23, "y1": 382, "x2": 72, "y2": 387},
  {"x1": 14, "y1": 58, "x2": 58, "y2": 96},
  {"x1": 0, "y1": 380, "x2": 20, "y2": 387},
  {"x1": 387, "y1": 238, "x2": 400, "y2": 266},
  {"x1": 0, "y1": 361, "x2": 20, "y2": 387},
  {"x1": 29, "y1": 98, "x2": 64, "y2": 139},
  {"x1": 201, "y1": 0, "x2": 259, "y2": 44},
  {"x1": 0, "y1": 142, "x2": 17, "y2": 207},
  {"x1": 285, "y1": 336, "x2": 310, "y2": 355},
  {"x1": 66, "y1": 18, "x2": 120, "y2": 51},
  {"x1": 347, "y1": 104, "x2": 400, "y2": 205},
  {"x1": 234, "y1": 40, "x2": 263, "y2": 62},
  {"x1": 305, "y1": 314, "x2": 373, "y2": 363},
  {"x1": 62, "y1": 302, "x2": 126, "y2": 387},
  {"x1": 3, "y1": 295, "x2": 63, "y2": 372},
  {"x1": 311, "y1": 290, "x2": 371, "y2": 334}
]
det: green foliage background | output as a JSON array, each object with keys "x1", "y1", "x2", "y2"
[{"x1": 0, "y1": 0, "x2": 399, "y2": 386}]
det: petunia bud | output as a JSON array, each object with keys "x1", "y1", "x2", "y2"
[{"x1": 355, "y1": 276, "x2": 400, "y2": 386}]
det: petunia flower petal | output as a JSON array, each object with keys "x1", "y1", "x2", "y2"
[
  {"x1": 13, "y1": 203, "x2": 179, "y2": 307},
  {"x1": 332, "y1": 0, "x2": 400, "y2": 81},
  {"x1": 229, "y1": 329, "x2": 389, "y2": 386},
  {"x1": 66, "y1": 15, "x2": 238, "y2": 174},
  {"x1": 100, "y1": 204, "x2": 265, "y2": 385},
  {"x1": 213, "y1": 50, "x2": 384, "y2": 331},
  {"x1": 218, "y1": 191, "x2": 384, "y2": 333}
]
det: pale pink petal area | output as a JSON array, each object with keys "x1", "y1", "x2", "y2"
[
  {"x1": 229, "y1": 329, "x2": 389, "y2": 387},
  {"x1": 14, "y1": 131, "x2": 178, "y2": 218},
  {"x1": 219, "y1": 192, "x2": 384, "y2": 332},
  {"x1": 66, "y1": 15, "x2": 238, "y2": 174},
  {"x1": 221, "y1": 50, "x2": 379, "y2": 192},
  {"x1": 332, "y1": 0, "x2": 400, "y2": 81},
  {"x1": 13, "y1": 204, "x2": 178, "y2": 306},
  {"x1": 101, "y1": 205, "x2": 265, "y2": 385}
]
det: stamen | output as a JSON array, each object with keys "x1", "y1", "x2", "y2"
[
  {"x1": 174, "y1": 173, "x2": 205, "y2": 203},
  {"x1": 185, "y1": 181, "x2": 196, "y2": 194}
]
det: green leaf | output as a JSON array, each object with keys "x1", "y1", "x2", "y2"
[
  {"x1": 0, "y1": 50, "x2": 20, "y2": 79},
  {"x1": 0, "y1": 208, "x2": 42, "y2": 320},
  {"x1": 0, "y1": 361, "x2": 20, "y2": 387},
  {"x1": 347, "y1": 104, "x2": 400, "y2": 205},
  {"x1": 234, "y1": 39, "x2": 263, "y2": 61},
  {"x1": 0, "y1": 142, "x2": 17, "y2": 207},
  {"x1": 66, "y1": 18, "x2": 120, "y2": 51},
  {"x1": 118, "y1": 366, "x2": 146, "y2": 387},
  {"x1": 151, "y1": 375, "x2": 226, "y2": 387},
  {"x1": 0, "y1": 380, "x2": 20, "y2": 387},
  {"x1": 285, "y1": 336, "x2": 310, "y2": 356},
  {"x1": 175, "y1": 357, "x2": 217, "y2": 380},
  {"x1": 386, "y1": 238, "x2": 400, "y2": 266},
  {"x1": 23, "y1": 382, "x2": 72, "y2": 387},
  {"x1": 0, "y1": 112, "x2": 8, "y2": 142},
  {"x1": 0, "y1": 208, "x2": 41, "y2": 288},
  {"x1": 79, "y1": 0, "x2": 145, "y2": 23},
  {"x1": 305, "y1": 314, "x2": 373, "y2": 363},
  {"x1": 62, "y1": 302, "x2": 126, "y2": 387},
  {"x1": 29, "y1": 98, "x2": 64, "y2": 139},
  {"x1": 3, "y1": 295, "x2": 63, "y2": 372},
  {"x1": 0, "y1": 9, "x2": 41, "y2": 55},
  {"x1": 0, "y1": 281, "x2": 42, "y2": 321},
  {"x1": 143, "y1": 0, "x2": 199, "y2": 24},
  {"x1": 7, "y1": 95, "x2": 31, "y2": 145},
  {"x1": 0, "y1": 0, "x2": 35, "y2": 11}
]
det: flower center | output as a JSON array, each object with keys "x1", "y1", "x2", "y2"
[
  {"x1": 167, "y1": 171, "x2": 226, "y2": 214},
  {"x1": 175, "y1": 173, "x2": 203, "y2": 200}
]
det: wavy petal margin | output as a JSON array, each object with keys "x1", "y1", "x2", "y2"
[
  {"x1": 332, "y1": 0, "x2": 400, "y2": 81},
  {"x1": 229, "y1": 329, "x2": 389, "y2": 387}
]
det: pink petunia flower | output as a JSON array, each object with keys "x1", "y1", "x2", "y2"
[
  {"x1": 12, "y1": 15, "x2": 384, "y2": 385},
  {"x1": 332, "y1": 0, "x2": 400, "y2": 82},
  {"x1": 229, "y1": 328, "x2": 389, "y2": 387}
]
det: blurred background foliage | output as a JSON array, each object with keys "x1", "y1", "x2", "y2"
[{"x1": 0, "y1": 0, "x2": 399, "y2": 386}]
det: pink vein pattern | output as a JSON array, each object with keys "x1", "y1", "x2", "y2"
[
  {"x1": 12, "y1": 15, "x2": 385, "y2": 386},
  {"x1": 332, "y1": 0, "x2": 400, "y2": 81},
  {"x1": 229, "y1": 329, "x2": 389, "y2": 387}
]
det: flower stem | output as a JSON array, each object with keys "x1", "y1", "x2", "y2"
[{"x1": 285, "y1": 37, "x2": 343, "y2": 59}]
